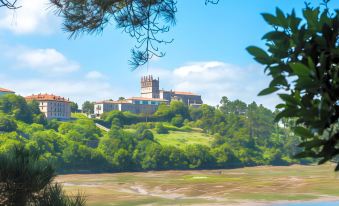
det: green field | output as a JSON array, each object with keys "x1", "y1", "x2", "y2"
[
  {"x1": 154, "y1": 130, "x2": 212, "y2": 148},
  {"x1": 56, "y1": 164, "x2": 339, "y2": 206}
]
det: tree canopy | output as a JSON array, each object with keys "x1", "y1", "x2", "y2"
[{"x1": 247, "y1": 1, "x2": 339, "y2": 169}]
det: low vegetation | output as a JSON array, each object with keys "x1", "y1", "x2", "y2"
[{"x1": 0, "y1": 93, "x2": 306, "y2": 173}]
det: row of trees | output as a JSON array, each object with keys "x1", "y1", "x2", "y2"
[{"x1": 0, "y1": 93, "x2": 305, "y2": 173}]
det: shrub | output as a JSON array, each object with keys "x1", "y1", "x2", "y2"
[
  {"x1": 171, "y1": 115, "x2": 184, "y2": 127},
  {"x1": 0, "y1": 115, "x2": 17, "y2": 132},
  {"x1": 155, "y1": 123, "x2": 168, "y2": 134},
  {"x1": 0, "y1": 147, "x2": 86, "y2": 206}
]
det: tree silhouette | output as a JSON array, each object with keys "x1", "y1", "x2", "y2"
[
  {"x1": 0, "y1": 0, "x2": 19, "y2": 9},
  {"x1": 50, "y1": 0, "x2": 219, "y2": 70}
]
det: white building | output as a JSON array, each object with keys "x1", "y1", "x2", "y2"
[
  {"x1": 94, "y1": 98, "x2": 168, "y2": 116},
  {"x1": 25, "y1": 94, "x2": 71, "y2": 120},
  {"x1": 94, "y1": 75, "x2": 202, "y2": 116}
]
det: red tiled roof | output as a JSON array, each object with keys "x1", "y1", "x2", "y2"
[
  {"x1": 173, "y1": 91, "x2": 199, "y2": 96},
  {"x1": 0, "y1": 88, "x2": 14, "y2": 93},
  {"x1": 95, "y1": 100, "x2": 130, "y2": 104},
  {"x1": 160, "y1": 90, "x2": 200, "y2": 96},
  {"x1": 127, "y1": 97, "x2": 168, "y2": 101},
  {"x1": 25, "y1": 94, "x2": 70, "y2": 103}
]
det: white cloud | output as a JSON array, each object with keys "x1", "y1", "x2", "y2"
[
  {"x1": 0, "y1": 77, "x2": 133, "y2": 105},
  {"x1": 85, "y1": 71, "x2": 105, "y2": 80},
  {"x1": 16, "y1": 48, "x2": 80, "y2": 74},
  {"x1": 0, "y1": 0, "x2": 59, "y2": 34},
  {"x1": 146, "y1": 61, "x2": 281, "y2": 110}
]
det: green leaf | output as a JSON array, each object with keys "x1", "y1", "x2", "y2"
[
  {"x1": 262, "y1": 31, "x2": 287, "y2": 41},
  {"x1": 274, "y1": 108, "x2": 298, "y2": 121},
  {"x1": 278, "y1": 93, "x2": 299, "y2": 105},
  {"x1": 258, "y1": 87, "x2": 279, "y2": 96},
  {"x1": 289, "y1": 62, "x2": 311, "y2": 77},
  {"x1": 261, "y1": 13, "x2": 279, "y2": 25},
  {"x1": 275, "y1": 104, "x2": 285, "y2": 109},
  {"x1": 269, "y1": 75, "x2": 288, "y2": 87},
  {"x1": 276, "y1": 8, "x2": 287, "y2": 28},
  {"x1": 294, "y1": 126, "x2": 313, "y2": 138},
  {"x1": 246, "y1": 46, "x2": 271, "y2": 64},
  {"x1": 246, "y1": 46, "x2": 268, "y2": 58}
]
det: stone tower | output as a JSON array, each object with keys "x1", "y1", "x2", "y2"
[{"x1": 141, "y1": 75, "x2": 160, "y2": 98}]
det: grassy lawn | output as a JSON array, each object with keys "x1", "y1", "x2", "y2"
[
  {"x1": 56, "y1": 164, "x2": 339, "y2": 206},
  {"x1": 71, "y1": 113, "x2": 88, "y2": 119},
  {"x1": 153, "y1": 130, "x2": 212, "y2": 148}
]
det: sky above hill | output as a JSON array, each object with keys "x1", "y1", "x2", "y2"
[{"x1": 0, "y1": 0, "x2": 337, "y2": 109}]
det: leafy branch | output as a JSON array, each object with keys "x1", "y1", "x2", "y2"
[{"x1": 0, "y1": 0, "x2": 20, "y2": 9}]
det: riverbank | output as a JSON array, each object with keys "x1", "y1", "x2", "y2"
[{"x1": 56, "y1": 164, "x2": 339, "y2": 206}]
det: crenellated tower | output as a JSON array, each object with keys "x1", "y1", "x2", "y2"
[{"x1": 141, "y1": 75, "x2": 160, "y2": 99}]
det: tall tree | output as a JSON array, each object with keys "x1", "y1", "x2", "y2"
[
  {"x1": 82, "y1": 101, "x2": 94, "y2": 115},
  {"x1": 247, "y1": 1, "x2": 339, "y2": 169}
]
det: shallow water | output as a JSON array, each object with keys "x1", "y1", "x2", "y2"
[{"x1": 275, "y1": 201, "x2": 339, "y2": 206}]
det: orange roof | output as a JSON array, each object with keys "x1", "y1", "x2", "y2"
[
  {"x1": 0, "y1": 88, "x2": 14, "y2": 93},
  {"x1": 173, "y1": 91, "x2": 199, "y2": 96},
  {"x1": 95, "y1": 100, "x2": 130, "y2": 104},
  {"x1": 127, "y1": 97, "x2": 168, "y2": 101},
  {"x1": 25, "y1": 94, "x2": 70, "y2": 103}
]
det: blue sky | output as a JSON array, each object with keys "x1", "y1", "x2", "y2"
[{"x1": 0, "y1": 0, "x2": 337, "y2": 109}]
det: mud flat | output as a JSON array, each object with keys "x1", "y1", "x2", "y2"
[{"x1": 56, "y1": 164, "x2": 339, "y2": 206}]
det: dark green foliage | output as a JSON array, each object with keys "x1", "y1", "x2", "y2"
[
  {"x1": 139, "y1": 130, "x2": 154, "y2": 141},
  {"x1": 0, "y1": 115, "x2": 17, "y2": 132},
  {"x1": 33, "y1": 183, "x2": 86, "y2": 206},
  {"x1": 185, "y1": 144, "x2": 214, "y2": 169},
  {"x1": 81, "y1": 101, "x2": 94, "y2": 115},
  {"x1": 70, "y1": 102, "x2": 79, "y2": 113},
  {"x1": 171, "y1": 114, "x2": 184, "y2": 127},
  {"x1": 247, "y1": 3, "x2": 339, "y2": 169},
  {"x1": 0, "y1": 93, "x2": 303, "y2": 172},
  {"x1": 0, "y1": 94, "x2": 33, "y2": 123},
  {"x1": 0, "y1": 147, "x2": 85, "y2": 206},
  {"x1": 155, "y1": 123, "x2": 168, "y2": 134}
]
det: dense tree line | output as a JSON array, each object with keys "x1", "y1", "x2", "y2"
[{"x1": 0, "y1": 93, "x2": 306, "y2": 173}]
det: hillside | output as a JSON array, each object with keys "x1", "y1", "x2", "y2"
[
  {"x1": 154, "y1": 130, "x2": 212, "y2": 148},
  {"x1": 0, "y1": 93, "x2": 305, "y2": 173}
]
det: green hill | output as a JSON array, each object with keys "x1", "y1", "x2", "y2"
[{"x1": 154, "y1": 130, "x2": 212, "y2": 148}]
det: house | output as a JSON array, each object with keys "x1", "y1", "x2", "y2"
[
  {"x1": 0, "y1": 88, "x2": 15, "y2": 96},
  {"x1": 25, "y1": 94, "x2": 71, "y2": 120},
  {"x1": 94, "y1": 98, "x2": 168, "y2": 116}
]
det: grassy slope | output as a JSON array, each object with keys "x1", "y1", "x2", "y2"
[
  {"x1": 153, "y1": 130, "x2": 212, "y2": 148},
  {"x1": 71, "y1": 112, "x2": 213, "y2": 148},
  {"x1": 56, "y1": 164, "x2": 339, "y2": 206}
]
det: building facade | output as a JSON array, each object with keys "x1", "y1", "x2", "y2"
[
  {"x1": 94, "y1": 75, "x2": 202, "y2": 116},
  {"x1": 94, "y1": 98, "x2": 168, "y2": 116},
  {"x1": 25, "y1": 94, "x2": 71, "y2": 120},
  {"x1": 159, "y1": 90, "x2": 203, "y2": 106},
  {"x1": 141, "y1": 75, "x2": 160, "y2": 98},
  {"x1": 0, "y1": 88, "x2": 15, "y2": 96}
]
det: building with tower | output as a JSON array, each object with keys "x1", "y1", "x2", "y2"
[
  {"x1": 94, "y1": 75, "x2": 203, "y2": 116},
  {"x1": 141, "y1": 75, "x2": 160, "y2": 99}
]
